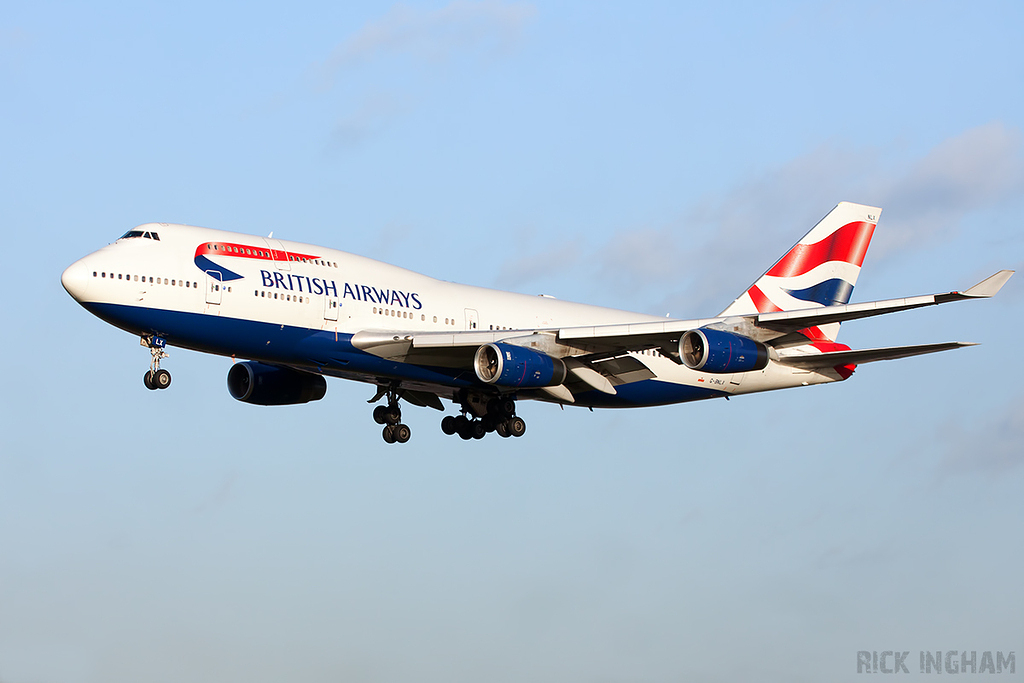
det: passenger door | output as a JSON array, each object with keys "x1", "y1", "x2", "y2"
[
  {"x1": 205, "y1": 270, "x2": 222, "y2": 305},
  {"x1": 324, "y1": 295, "x2": 339, "y2": 321}
]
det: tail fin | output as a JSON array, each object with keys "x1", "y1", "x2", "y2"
[{"x1": 719, "y1": 201, "x2": 880, "y2": 342}]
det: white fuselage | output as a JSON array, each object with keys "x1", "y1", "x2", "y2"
[{"x1": 61, "y1": 223, "x2": 841, "y2": 408}]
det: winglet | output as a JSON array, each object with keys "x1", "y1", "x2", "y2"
[{"x1": 962, "y1": 270, "x2": 1014, "y2": 298}]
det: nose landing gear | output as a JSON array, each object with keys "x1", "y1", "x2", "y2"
[{"x1": 142, "y1": 336, "x2": 171, "y2": 390}]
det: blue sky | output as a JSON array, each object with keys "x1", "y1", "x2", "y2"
[{"x1": 2, "y1": 2, "x2": 1024, "y2": 681}]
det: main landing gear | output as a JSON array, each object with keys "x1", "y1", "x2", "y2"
[
  {"x1": 371, "y1": 386, "x2": 411, "y2": 444},
  {"x1": 141, "y1": 335, "x2": 171, "y2": 390},
  {"x1": 440, "y1": 395, "x2": 526, "y2": 441}
]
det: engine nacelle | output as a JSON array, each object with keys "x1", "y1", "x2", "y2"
[
  {"x1": 227, "y1": 361, "x2": 327, "y2": 406},
  {"x1": 474, "y1": 343, "x2": 567, "y2": 388},
  {"x1": 680, "y1": 328, "x2": 769, "y2": 373}
]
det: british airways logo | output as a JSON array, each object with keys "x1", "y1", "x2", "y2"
[
  {"x1": 194, "y1": 241, "x2": 424, "y2": 308},
  {"x1": 260, "y1": 270, "x2": 423, "y2": 309}
]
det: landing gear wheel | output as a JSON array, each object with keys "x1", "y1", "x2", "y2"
[
  {"x1": 471, "y1": 421, "x2": 486, "y2": 440},
  {"x1": 455, "y1": 416, "x2": 472, "y2": 440},
  {"x1": 393, "y1": 423, "x2": 411, "y2": 443},
  {"x1": 509, "y1": 416, "x2": 526, "y2": 437},
  {"x1": 382, "y1": 425, "x2": 397, "y2": 444},
  {"x1": 497, "y1": 397, "x2": 516, "y2": 418},
  {"x1": 153, "y1": 368, "x2": 171, "y2": 390},
  {"x1": 384, "y1": 405, "x2": 402, "y2": 425},
  {"x1": 373, "y1": 405, "x2": 389, "y2": 424},
  {"x1": 441, "y1": 415, "x2": 458, "y2": 435},
  {"x1": 142, "y1": 335, "x2": 170, "y2": 391},
  {"x1": 496, "y1": 420, "x2": 511, "y2": 438}
]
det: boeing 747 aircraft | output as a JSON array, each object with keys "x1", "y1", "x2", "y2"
[{"x1": 61, "y1": 202, "x2": 1012, "y2": 443}]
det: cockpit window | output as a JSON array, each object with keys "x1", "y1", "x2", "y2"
[{"x1": 119, "y1": 230, "x2": 161, "y2": 241}]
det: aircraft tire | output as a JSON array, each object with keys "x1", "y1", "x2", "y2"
[
  {"x1": 154, "y1": 369, "x2": 172, "y2": 389},
  {"x1": 394, "y1": 424, "x2": 411, "y2": 443},
  {"x1": 382, "y1": 425, "x2": 397, "y2": 444},
  {"x1": 455, "y1": 416, "x2": 473, "y2": 440},
  {"x1": 384, "y1": 405, "x2": 402, "y2": 425},
  {"x1": 373, "y1": 405, "x2": 388, "y2": 424},
  {"x1": 441, "y1": 415, "x2": 458, "y2": 435},
  {"x1": 496, "y1": 420, "x2": 511, "y2": 438},
  {"x1": 509, "y1": 417, "x2": 526, "y2": 437},
  {"x1": 471, "y1": 421, "x2": 486, "y2": 439},
  {"x1": 143, "y1": 371, "x2": 157, "y2": 390},
  {"x1": 497, "y1": 397, "x2": 516, "y2": 418}
]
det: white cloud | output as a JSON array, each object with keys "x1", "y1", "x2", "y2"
[
  {"x1": 872, "y1": 122, "x2": 1024, "y2": 256},
  {"x1": 938, "y1": 396, "x2": 1024, "y2": 475},
  {"x1": 320, "y1": 0, "x2": 536, "y2": 87},
  {"x1": 333, "y1": 92, "x2": 411, "y2": 148},
  {"x1": 501, "y1": 124, "x2": 1024, "y2": 317}
]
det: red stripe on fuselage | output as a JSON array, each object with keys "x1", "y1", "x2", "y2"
[
  {"x1": 765, "y1": 221, "x2": 875, "y2": 278},
  {"x1": 194, "y1": 242, "x2": 321, "y2": 264}
]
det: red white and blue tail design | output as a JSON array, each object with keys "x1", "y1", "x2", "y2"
[{"x1": 719, "y1": 201, "x2": 880, "y2": 342}]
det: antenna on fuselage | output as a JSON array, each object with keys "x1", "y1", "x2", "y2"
[{"x1": 268, "y1": 231, "x2": 274, "y2": 238}]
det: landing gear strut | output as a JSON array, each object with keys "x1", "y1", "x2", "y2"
[
  {"x1": 141, "y1": 335, "x2": 171, "y2": 390},
  {"x1": 370, "y1": 385, "x2": 412, "y2": 444},
  {"x1": 440, "y1": 394, "x2": 526, "y2": 440}
]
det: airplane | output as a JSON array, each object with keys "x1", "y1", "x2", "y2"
[{"x1": 61, "y1": 202, "x2": 1012, "y2": 443}]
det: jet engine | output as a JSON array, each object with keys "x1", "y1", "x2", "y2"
[
  {"x1": 227, "y1": 361, "x2": 327, "y2": 405},
  {"x1": 680, "y1": 328, "x2": 769, "y2": 373},
  {"x1": 474, "y1": 343, "x2": 567, "y2": 388}
]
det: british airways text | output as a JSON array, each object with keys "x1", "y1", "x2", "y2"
[{"x1": 260, "y1": 270, "x2": 423, "y2": 309}]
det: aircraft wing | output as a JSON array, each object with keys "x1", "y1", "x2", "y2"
[
  {"x1": 351, "y1": 270, "x2": 1012, "y2": 366},
  {"x1": 556, "y1": 270, "x2": 1014, "y2": 351}
]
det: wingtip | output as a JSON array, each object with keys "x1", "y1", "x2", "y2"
[{"x1": 962, "y1": 270, "x2": 1014, "y2": 298}]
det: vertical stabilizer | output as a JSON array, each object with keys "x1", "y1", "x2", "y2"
[{"x1": 719, "y1": 202, "x2": 880, "y2": 341}]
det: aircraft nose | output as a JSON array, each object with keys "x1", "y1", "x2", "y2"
[{"x1": 61, "y1": 259, "x2": 91, "y2": 301}]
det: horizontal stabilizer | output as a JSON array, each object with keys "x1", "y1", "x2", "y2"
[{"x1": 777, "y1": 342, "x2": 976, "y2": 369}]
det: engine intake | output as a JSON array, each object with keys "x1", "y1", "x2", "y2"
[
  {"x1": 474, "y1": 343, "x2": 567, "y2": 388},
  {"x1": 227, "y1": 361, "x2": 327, "y2": 405},
  {"x1": 680, "y1": 329, "x2": 769, "y2": 373}
]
